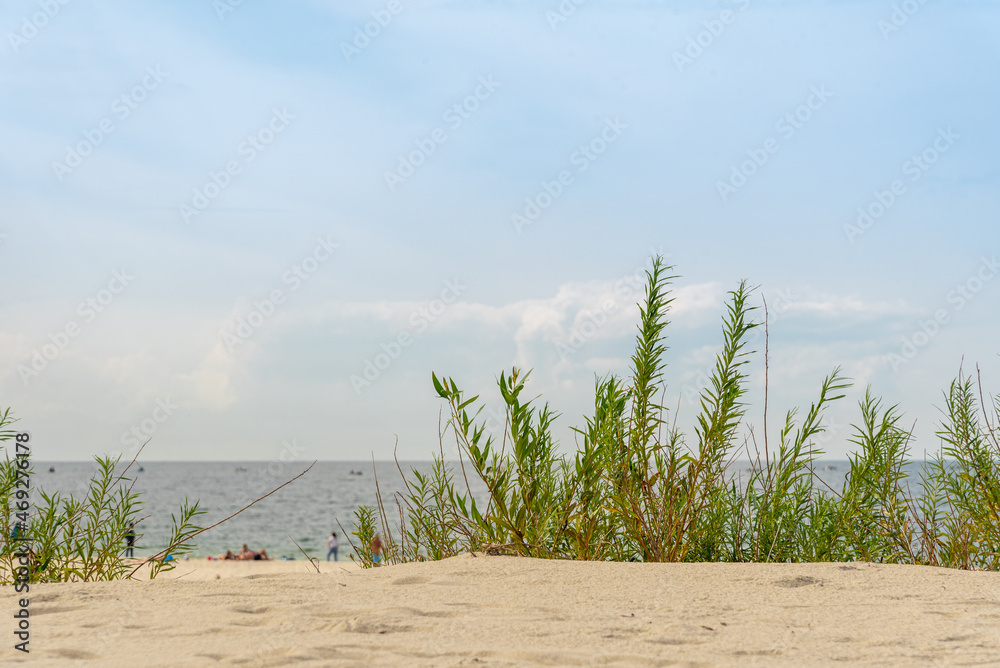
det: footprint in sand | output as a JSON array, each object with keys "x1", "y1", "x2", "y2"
[
  {"x1": 646, "y1": 624, "x2": 716, "y2": 646},
  {"x1": 328, "y1": 616, "x2": 415, "y2": 634},
  {"x1": 33, "y1": 605, "x2": 86, "y2": 616},
  {"x1": 775, "y1": 576, "x2": 823, "y2": 588},
  {"x1": 53, "y1": 649, "x2": 99, "y2": 660}
]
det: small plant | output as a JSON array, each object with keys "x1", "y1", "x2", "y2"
[
  {"x1": 351, "y1": 255, "x2": 1000, "y2": 571},
  {"x1": 0, "y1": 409, "x2": 206, "y2": 584},
  {"x1": 1, "y1": 408, "x2": 315, "y2": 581}
]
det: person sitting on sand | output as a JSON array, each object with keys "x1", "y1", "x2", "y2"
[{"x1": 370, "y1": 534, "x2": 383, "y2": 565}]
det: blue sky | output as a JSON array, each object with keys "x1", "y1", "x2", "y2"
[{"x1": 1, "y1": 0, "x2": 997, "y2": 462}]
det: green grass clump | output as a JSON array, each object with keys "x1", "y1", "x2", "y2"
[
  {"x1": 352, "y1": 256, "x2": 1000, "y2": 570},
  {"x1": 0, "y1": 409, "x2": 205, "y2": 583}
]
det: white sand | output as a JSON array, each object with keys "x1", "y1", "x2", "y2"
[{"x1": 6, "y1": 555, "x2": 999, "y2": 666}]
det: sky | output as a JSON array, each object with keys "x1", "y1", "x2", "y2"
[{"x1": 1, "y1": 0, "x2": 997, "y2": 463}]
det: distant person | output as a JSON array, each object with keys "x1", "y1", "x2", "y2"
[
  {"x1": 124, "y1": 522, "x2": 136, "y2": 558},
  {"x1": 237, "y1": 543, "x2": 271, "y2": 561},
  {"x1": 370, "y1": 533, "x2": 383, "y2": 566},
  {"x1": 327, "y1": 531, "x2": 339, "y2": 561}
]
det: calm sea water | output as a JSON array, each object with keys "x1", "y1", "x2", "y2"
[{"x1": 30, "y1": 459, "x2": 906, "y2": 561}]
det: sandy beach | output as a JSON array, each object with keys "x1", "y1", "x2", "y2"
[{"x1": 4, "y1": 554, "x2": 998, "y2": 666}]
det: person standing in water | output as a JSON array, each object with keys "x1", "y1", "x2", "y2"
[{"x1": 327, "y1": 531, "x2": 339, "y2": 561}]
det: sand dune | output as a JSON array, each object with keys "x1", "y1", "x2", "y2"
[{"x1": 7, "y1": 555, "x2": 1000, "y2": 666}]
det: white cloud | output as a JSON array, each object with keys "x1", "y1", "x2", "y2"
[{"x1": 761, "y1": 284, "x2": 917, "y2": 322}]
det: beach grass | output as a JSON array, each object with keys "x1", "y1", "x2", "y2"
[
  {"x1": 0, "y1": 414, "x2": 205, "y2": 583},
  {"x1": 355, "y1": 256, "x2": 1000, "y2": 570}
]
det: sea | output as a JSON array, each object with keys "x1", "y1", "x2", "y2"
[
  {"x1": 31, "y1": 461, "x2": 488, "y2": 562},
  {"x1": 30, "y1": 459, "x2": 898, "y2": 562}
]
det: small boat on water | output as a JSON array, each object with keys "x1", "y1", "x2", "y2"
[{"x1": 48, "y1": 466, "x2": 55, "y2": 473}]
